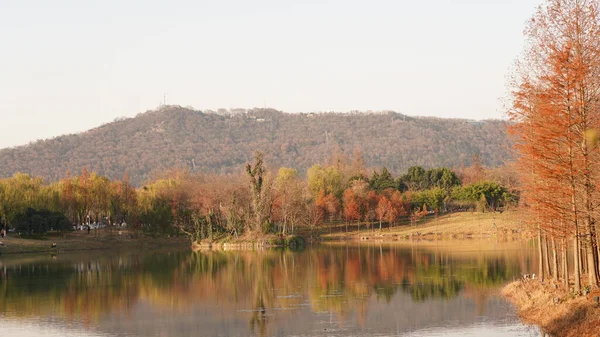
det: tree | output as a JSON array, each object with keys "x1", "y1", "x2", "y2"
[
  {"x1": 307, "y1": 165, "x2": 345, "y2": 199},
  {"x1": 324, "y1": 193, "x2": 341, "y2": 222},
  {"x1": 389, "y1": 190, "x2": 407, "y2": 228},
  {"x1": 246, "y1": 151, "x2": 273, "y2": 233},
  {"x1": 365, "y1": 191, "x2": 379, "y2": 230},
  {"x1": 14, "y1": 208, "x2": 71, "y2": 235},
  {"x1": 89, "y1": 173, "x2": 111, "y2": 224},
  {"x1": 343, "y1": 189, "x2": 361, "y2": 231},
  {"x1": 508, "y1": 0, "x2": 600, "y2": 290},
  {"x1": 314, "y1": 190, "x2": 328, "y2": 223},
  {"x1": 114, "y1": 173, "x2": 138, "y2": 226},
  {"x1": 273, "y1": 168, "x2": 305, "y2": 235},
  {"x1": 75, "y1": 167, "x2": 92, "y2": 224},
  {"x1": 460, "y1": 155, "x2": 485, "y2": 185},
  {"x1": 402, "y1": 166, "x2": 427, "y2": 191},
  {"x1": 0, "y1": 173, "x2": 45, "y2": 228},
  {"x1": 429, "y1": 168, "x2": 461, "y2": 190},
  {"x1": 370, "y1": 167, "x2": 397, "y2": 192},
  {"x1": 376, "y1": 196, "x2": 391, "y2": 230},
  {"x1": 60, "y1": 171, "x2": 76, "y2": 223},
  {"x1": 422, "y1": 187, "x2": 447, "y2": 213}
]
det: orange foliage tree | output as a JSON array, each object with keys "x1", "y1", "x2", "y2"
[
  {"x1": 508, "y1": 0, "x2": 600, "y2": 290},
  {"x1": 343, "y1": 189, "x2": 361, "y2": 232}
]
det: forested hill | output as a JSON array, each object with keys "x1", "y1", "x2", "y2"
[{"x1": 0, "y1": 106, "x2": 511, "y2": 185}]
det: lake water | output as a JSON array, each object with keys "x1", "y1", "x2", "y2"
[{"x1": 0, "y1": 241, "x2": 543, "y2": 337}]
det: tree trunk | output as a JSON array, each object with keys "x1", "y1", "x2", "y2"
[
  {"x1": 543, "y1": 234, "x2": 551, "y2": 277},
  {"x1": 562, "y1": 238, "x2": 569, "y2": 288},
  {"x1": 582, "y1": 245, "x2": 587, "y2": 275},
  {"x1": 597, "y1": 230, "x2": 600, "y2": 278},
  {"x1": 552, "y1": 237, "x2": 558, "y2": 280},
  {"x1": 208, "y1": 215, "x2": 213, "y2": 242},
  {"x1": 585, "y1": 218, "x2": 599, "y2": 287},
  {"x1": 538, "y1": 226, "x2": 544, "y2": 281},
  {"x1": 574, "y1": 233, "x2": 581, "y2": 293}
]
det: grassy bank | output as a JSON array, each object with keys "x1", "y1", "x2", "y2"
[
  {"x1": 0, "y1": 229, "x2": 188, "y2": 254},
  {"x1": 320, "y1": 210, "x2": 530, "y2": 242},
  {"x1": 503, "y1": 280, "x2": 600, "y2": 337}
]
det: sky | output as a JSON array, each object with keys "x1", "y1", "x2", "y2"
[{"x1": 0, "y1": 0, "x2": 540, "y2": 149}]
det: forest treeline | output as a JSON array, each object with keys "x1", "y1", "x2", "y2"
[
  {"x1": 508, "y1": 0, "x2": 600, "y2": 293},
  {"x1": 0, "y1": 151, "x2": 517, "y2": 243},
  {"x1": 0, "y1": 106, "x2": 511, "y2": 185}
]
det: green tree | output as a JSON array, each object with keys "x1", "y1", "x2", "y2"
[
  {"x1": 370, "y1": 167, "x2": 396, "y2": 192},
  {"x1": 14, "y1": 208, "x2": 72, "y2": 235}
]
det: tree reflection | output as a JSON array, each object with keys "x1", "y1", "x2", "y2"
[{"x1": 0, "y1": 242, "x2": 535, "y2": 336}]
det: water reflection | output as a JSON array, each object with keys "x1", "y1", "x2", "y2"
[{"x1": 0, "y1": 242, "x2": 542, "y2": 336}]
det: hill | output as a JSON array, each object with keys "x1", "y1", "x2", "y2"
[{"x1": 0, "y1": 106, "x2": 512, "y2": 185}]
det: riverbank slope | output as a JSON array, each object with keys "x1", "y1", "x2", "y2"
[
  {"x1": 503, "y1": 280, "x2": 600, "y2": 337},
  {"x1": 320, "y1": 210, "x2": 530, "y2": 242}
]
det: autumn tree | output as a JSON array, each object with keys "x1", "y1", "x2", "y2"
[
  {"x1": 274, "y1": 168, "x2": 306, "y2": 235},
  {"x1": 314, "y1": 190, "x2": 328, "y2": 223},
  {"x1": 389, "y1": 190, "x2": 407, "y2": 228},
  {"x1": 0, "y1": 173, "x2": 45, "y2": 227},
  {"x1": 376, "y1": 195, "x2": 392, "y2": 230},
  {"x1": 460, "y1": 155, "x2": 485, "y2": 185},
  {"x1": 324, "y1": 193, "x2": 341, "y2": 222},
  {"x1": 113, "y1": 173, "x2": 138, "y2": 226},
  {"x1": 509, "y1": 0, "x2": 600, "y2": 290},
  {"x1": 307, "y1": 165, "x2": 345, "y2": 199},
  {"x1": 246, "y1": 151, "x2": 273, "y2": 234},
  {"x1": 343, "y1": 189, "x2": 361, "y2": 232}
]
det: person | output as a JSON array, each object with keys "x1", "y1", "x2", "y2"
[{"x1": 1, "y1": 228, "x2": 5, "y2": 238}]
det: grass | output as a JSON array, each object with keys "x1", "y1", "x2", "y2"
[
  {"x1": 0, "y1": 228, "x2": 188, "y2": 255},
  {"x1": 319, "y1": 210, "x2": 530, "y2": 242},
  {"x1": 503, "y1": 279, "x2": 600, "y2": 337}
]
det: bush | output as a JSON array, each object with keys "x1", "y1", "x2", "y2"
[
  {"x1": 451, "y1": 181, "x2": 515, "y2": 211},
  {"x1": 14, "y1": 208, "x2": 72, "y2": 235},
  {"x1": 285, "y1": 235, "x2": 306, "y2": 249}
]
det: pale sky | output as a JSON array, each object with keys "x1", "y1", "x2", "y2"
[{"x1": 0, "y1": 0, "x2": 540, "y2": 149}]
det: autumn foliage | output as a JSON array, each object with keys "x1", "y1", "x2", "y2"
[
  {"x1": 508, "y1": 0, "x2": 600, "y2": 291},
  {"x1": 0, "y1": 149, "x2": 517, "y2": 244}
]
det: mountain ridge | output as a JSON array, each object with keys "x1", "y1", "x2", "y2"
[{"x1": 0, "y1": 106, "x2": 512, "y2": 185}]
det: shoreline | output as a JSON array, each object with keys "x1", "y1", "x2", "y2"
[
  {"x1": 0, "y1": 211, "x2": 530, "y2": 254},
  {"x1": 0, "y1": 231, "x2": 189, "y2": 255},
  {"x1": 502, "y1": 280, "x2": 600, "y2": 337}
]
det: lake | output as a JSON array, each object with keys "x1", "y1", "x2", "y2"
[{"x1": 0, "y1": 241, "x2": 542, "y2": 336}]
